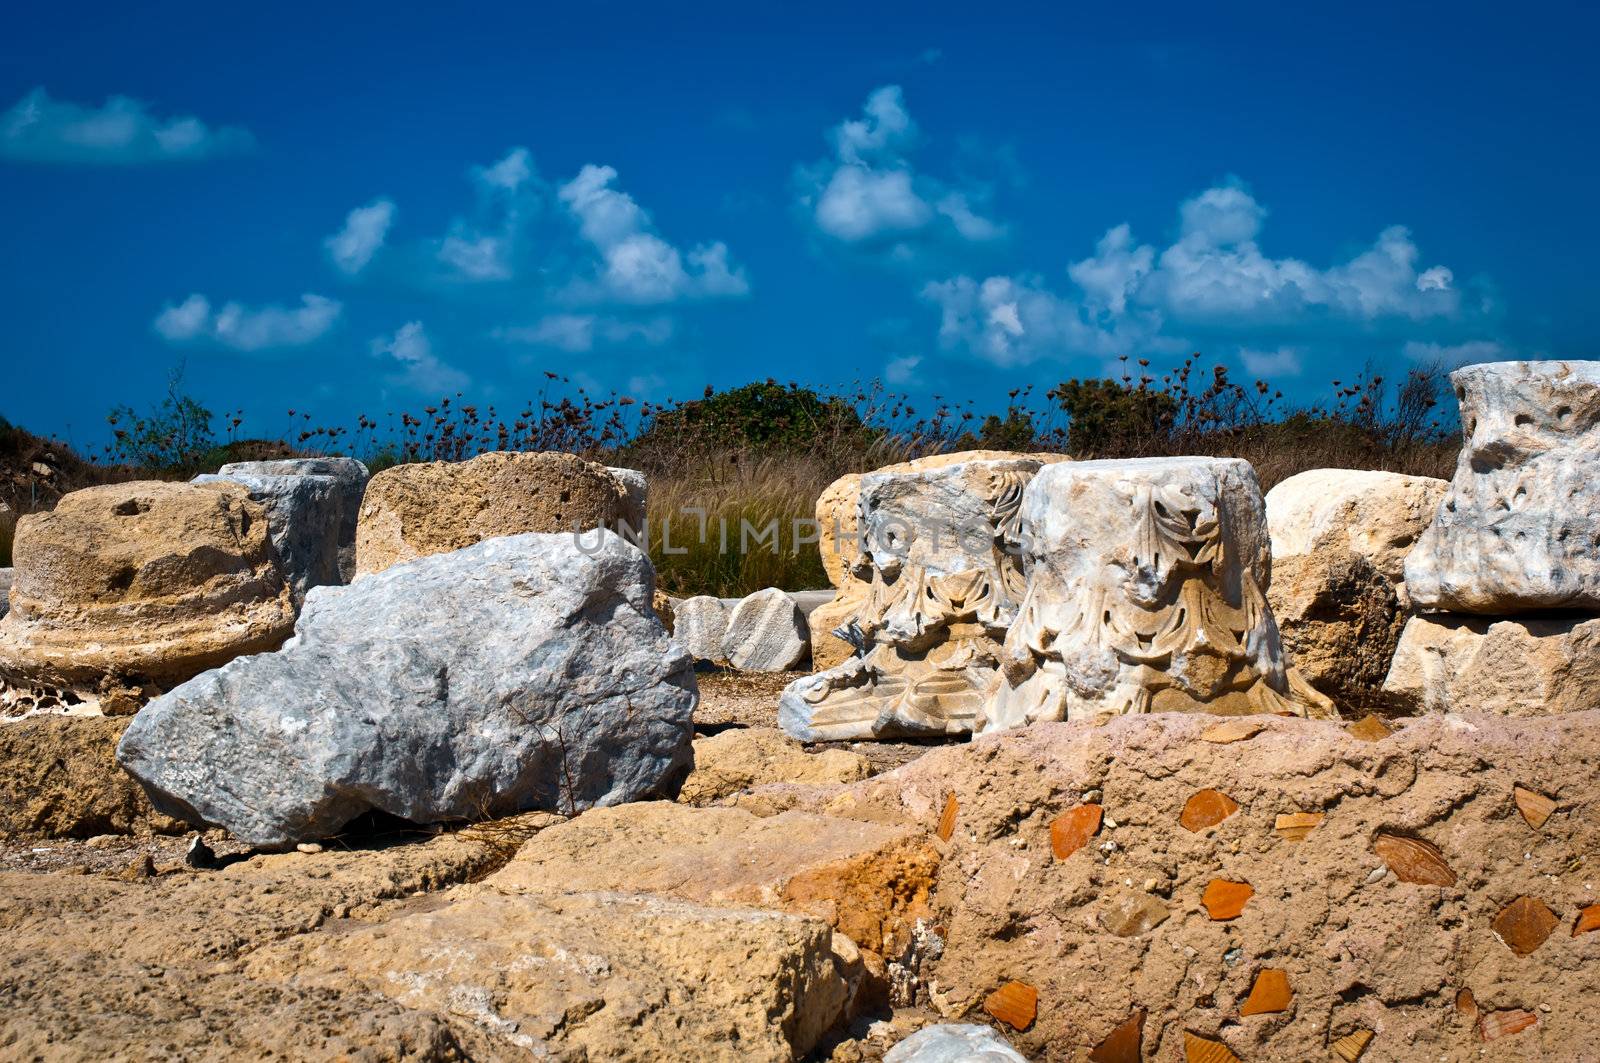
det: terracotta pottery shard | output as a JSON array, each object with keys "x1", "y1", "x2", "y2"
[
  {"x1": 1239, "y1": 967, "x2": 1292, "y2": 1015},
  {"x1": 1180, "y1": 789, "x2": 1240, "y2": 833},
  {"x1": 1201, "y1": 719, "x2": 1265, "y2": 744},
  {"x1": 1371, "y1": 832, "x2": 1457, "y2": 886},
  {"x1": 1478, "y1": 1009, "x2": 1538, "y2": 1042},
  {"x1": 1347, "y1": 715, "x2": 1393, "y2": 741},
  {"x1": 1274, "y1": 812, "x2": 1323, "y2": 842},
  {"x1": 1454, "y1": 987, "x2": 1478, "y2": 1018},
  {"x1": 1492, "y1": 895, "x2": 1559, "y2": 956},
  {"x1": 1051, "y1": 804, "x2": 1103, "y2": 860},
  {"x1": 1099, "y1": 891, "x2": 1170, "y2": 937},
  {"x1": 1330, "y1": 1028, "x2": 1374, "y2": 1061},
  {"x1": 983, "y1": 980, "x2": 1038, "y2": 1031},
  {"x1": 1182, "y1": 1031, "x2": 1242, "y2": 1063},
  {"x1": 1513, "y1": 785, "x2": 1556, "y2": 831},
  {"x1": 1574, "y1": 904, "x2": 1600, "y2": 937},
  {"x1": 1202, "y1": 879, "x2": 1254, "y2": 920},
  {"x1": 936, "y1": 793, "x2": 958, "y2": 842},
  {"x1": 1089, "y1": 1009, "x2": 1146, "y2": 1063}
]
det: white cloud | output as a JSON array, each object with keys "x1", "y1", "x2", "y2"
[
  {"x1": 1239, "y1": 346, "x2": 1304, "y2": 377},
  {"x1": 371, "y1": 322, "x2": 469, "y2": 393},
  {"x1": 557, "y1": 164, "x2": 749, "y2": 303},
  {"x1": 885, "y1": 354, "x2": 922, "y2": 384},
  {"x1": 922, "y1": 275, "x2": 1169, "y2": 368},
  {"x1": 324, "y1": 198, "x2": 395, "y2": 274},
  {"x1": 1, "y1": 87, "x2": 253, "y2": 164},
  {"x1": 1402, "y1": 339, "x2": 1512, "y2": 367},
  {"x1": 1067, "y1": 224, "x2": 1154, "y2": 316},
  {"x1": 153, "y1": 293, "x2": 341, "y2": 351},
  {"x1": 1416, "y1": 265, "x2": 1454, "y2": 292},
  {"x1": 494, "y1": 314, "x2": 674, "y2": 352},
  {"x1": 800, "y1": 85, "x2": 1003, "y2": 251},
  {"x1": 433, "y1": 147, "x2": 539, "y2": 282}
]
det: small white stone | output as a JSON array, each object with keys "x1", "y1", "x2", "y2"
[
  {"x1": 296, "y1": 842, "x2": 323, "y2": 854},
  {"x1": 1366, "y1": 866, "x2": 1388, "y2": 884},
  {"x1": 1103, "y1": 815, "x2": 1119, "y2": 829}
]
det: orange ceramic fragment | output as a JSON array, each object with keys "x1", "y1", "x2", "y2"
[
  {"x1": 1347, "y1": 715, "x2": 1392, "y2": 741},
  {"x1": 1330, "y1": 1028, "x2": 1374, "y2": 1061},
  {"x1": 1180, "y1": 789, "x2": 1240, "y2": 833},
  {"x1": 1573, "y1": 904, "x2": 1600, "y2": 937},
  {"x1": 936, "y1": 793, "x2": 958, "y2": 841},
  {"x1": 1372, "y1": 832, "x2": 1457, "y2": 886},
  {"x1": 1182, "y1": 1031, "x2": 1241, "y2": 1063},
  {"x1": 1479, "y1": 1009, "x2": 1538, "y2": 1042},
  {"x1": 1089, "y1": 1009, "x2": 1145, "y2": 1063},
  {"x1": 1239, "y1": 967, "x2": 1292, "y2": 1015},
  {"x1": 1201, "y1": 878, "x2": 1254, "y2": 920},
  {"x1": 1201, "y1": 719, "x2": 1265, "y2": 744},
  {"x1": 983, "y1": 980, "x2": 1038, "y2": 1031},
  {"x1": 1492, "y1": 895, "x2": 1559, "y2": 956},
  {"x1": 1513, "y1": 785, "x2": 1556, "y2": 830},
  {"x1": 1274, "y1": 812, "x2": 1323, "y2": 841},
  {"x1": 1051, "y1": 804, "x2": 1103, "y2": 860},
  {"x1": 1455, "y1": 987, "x2": 1478, "y2": 1018}
]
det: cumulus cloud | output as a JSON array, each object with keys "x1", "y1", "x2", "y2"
[
  {"x1": 800, "y1": 86, "x2": 1003, "y2": 252},
  {"x1": 1, "y1": 87, "x2": 253, "y2": 164},
  {"x1": 325, "y1": 198, "x2": 395, "y2": 274},
  {"x1": 885, "y1": 354, "x2": 922, "y2": 384},
  {"x1": 493, "y1": 313, "x2": 674, "y2": 352},
  {"x1": 153, "y1": 293, "x2": 341, "y2": 351},
  {"x1": 926, "y1": 179, "x2": 1490, "y2": 371},
  {"x1": 371, "y1": 321, "x2": 469, "y2": 393},
  {"x1": 558, "y1": 164, "x2": 749, "y2": 303},
  {"x1": 1402, "y1": 339, "x2": 1513, "y2": 367},
  {"x1": 434, "y1": 148, "x2": 539, "y2": 282}
]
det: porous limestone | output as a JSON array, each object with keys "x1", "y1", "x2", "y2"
[
  {"x1": 782, "y1": 456, "x2": 1051, "y2": 741},
  {"x1": 984, "y1": 457, "x2": 1332, "y2": 730},
  {"x1": 1406, "y1": 360, "x2": 1600, "y2": 613},
  {"x1": 0, "y1": 481, "x2": 295, "y2": 717},
  {"x1": 117, "y1": 531, "x2": 695, "y2": 847}
]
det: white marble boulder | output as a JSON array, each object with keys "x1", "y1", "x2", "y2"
[
  {"x1": 781, "y1": 456, "x2": 1047, "y2": 742},
  {"x1": 883, "y1": 1024, "x2": 1026, "y2": 1063},
  {"x1": 720, "y1": 588, "x2": 809, "y2": 672},
  {"x1": 1265, "y1": 467, "x2": 1448, "y2": 592},
  {"x1": 674, "y1": 595, "x2": 731, "y2": 664},
  {"x1": 983, "y1": 457, "x2": 1333, "y2": 731},
  {"x1": 1406, "y1": 360, "x2": 1600, "y2": 613},
  {"x1": 117, "y1": 531, "x2": 696, "y2": 848}
]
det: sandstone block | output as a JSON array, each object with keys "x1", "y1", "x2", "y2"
[
  {"x1": 118, "y1": 531, "x2": 695, "y2": 847},
  {"x1": 1406, "y1": 360, "x2": 1600, "y2": 612},
  {"x1": 1267, "y1": 548, "x2": 1405, "y2": 707},
  {"x1": 0, "y1": 481, "x2": 295, "y2": 717},
  {"x1": 354, "y1": 450, "x2": 628, "y2": 577},
  {"x1": 678, "y1": 727, "x2": 872, "y2": 804},
  {"x1": 722, "y1": 587, "x2": 809, "y2": 671},
  {"x1": 1383, "y1": 612, "x2": 1600, "y2": 715},
  {"x1": 0, "y1": 715, "x2": 181, "y2": 838},
  {"x1": 985, "y1": 457, "x2": 1331, "y2": 731}
]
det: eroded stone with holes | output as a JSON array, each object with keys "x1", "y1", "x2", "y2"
[{"x1": 983, "y1": 457, "x2": 1332, "y2": 731}]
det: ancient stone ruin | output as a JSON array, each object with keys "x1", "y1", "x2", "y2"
[
  {"x1": 0, "y1": 481, "x2": 296, "y2": 717},
  {"x1": 781, "y1": 454, "x2": 1050, "y2": 741},
  {"x1": 985, "y1": 456, "x2": 1333, "y2": 730}
]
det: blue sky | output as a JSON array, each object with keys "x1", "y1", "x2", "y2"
[{"x1": 4, "y1": 1, "x2": 1596, "y2": 445}]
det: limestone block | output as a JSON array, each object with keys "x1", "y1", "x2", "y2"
[
  {"x1": 1265, "y1": 467, "x2": 1447, "y2": 591},
  {"x1": 678, "y1": 727, "x2": 872, "y2": 804},
  {"x1": 782, "y1": 456, "x2": 1052, "y2": 742},
  {"x1": 1383, "y1": 612, "x2": 1600, "y2": 715},
  {"x1": 354, "y1": 450, "x2": 628, "y2": 577},
  {"x1": 0, "y1": 482, "x2": 295, "y2": 717},
  {"x1": 675, "y1": 594, "x2": 730, "y2": 663},
  {"x1": 1406, "y1": 360, "x2": 1600, "y2": 613},
  {"x1": 722, "y1": 587, "x2": 809, "y2": 672},
  {"x1": 1268, "y1": 548, "x2": 1405, "y2": 708},
  {"x1": 983, "y1": 457, "x2": 1332, "y2": 731}
]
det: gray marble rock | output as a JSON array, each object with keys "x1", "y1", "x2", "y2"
[
  {"x1": 218, "y1": 457, "x2": 370, "y2": 582},
  {"x1": 192, "y1": 471, "x2": 343, "y2": 606},
  {"x1": 721, "y1": 588, "x2": 809, "y2": 672},
  {"x1": 606, "y1": 466, "x2": 648, "y2": 533},
  {"x1": 116, "y1": 531, "x2": 696, "y2": 848},
  {"x1": 0, "y1": 567, "x2": 12, "y2": 619},
  {"x1": 883, "y1": 1024, "x2": 1026, "y2": 1063},
  {"x1": 1406, "y1": 360, "x2": 1600, "y2": 613},
  {"x1": 674, "y1": 595, "x2": 731, "y2": 663}
]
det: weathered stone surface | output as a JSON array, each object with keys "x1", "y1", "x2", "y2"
[
  {"x1": 678, "y1": 727, "x2": 872, "y2": 804},
  {"x1": 487, "y1": 801, "x2": 940, "y2": 959},
  {"x1": 793, "y1": 709, "x2": 1600, "y2": 1060},
  {"x1": 883, "y1": 1023, "x2": 1026, "y2": 1063},
  {"x1": 607, "y1": 464, "x2": 648, "y2": 529},
  {"x1": 1406, "y1": 359, "x2": 1600, "y2": 613},
  {"x1": 0, "y1": 566, "x2": 12, "y2": 619},
  {"x1": 0, "y1": 481, "x2": 295, "y2": 717},
  {"x1": 722, "y1": 587, "x2": 809, "y2": 671},
  {"x1": 0, "y1": 715, "x2": 182, "y2": 838},
  {"x1": 193, "y1": 469, "x2": 342, "y2": 606},
  {"x1": 1265, "y1": 468, "x2": 1447, "y2": 591},
  {"x1": 118, "y1": 531, "x2": 696, "y2": 847},
  {"x1": 217, "y1": 456, "x2": 369, "y2": 545},
  {"x1": 783, "y1": 456, "x2": 1053, "y2": 741},
  {"x1": 354, "y1": 450, "x2": 629, "y2": 577},
  {"x1": 1267, "y1": 548, "x2": 1405, "y2": 707},
  {"x1": 808, "y1": 589, "x2": 863, "y2": 670},
  {"x1": 985, "y1": 457, "x2": 1332, "y2": 731},
  {"x1": 1383, "y1": 612, "x2": 1600, "y2": 715},
  {"x1": 675, "y1": 594, "x2": 730, "y2": 662}
]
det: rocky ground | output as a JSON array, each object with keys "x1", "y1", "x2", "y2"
[{"x1": 2, "y1": 673, "x2": 1597, "y2": 1061}]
